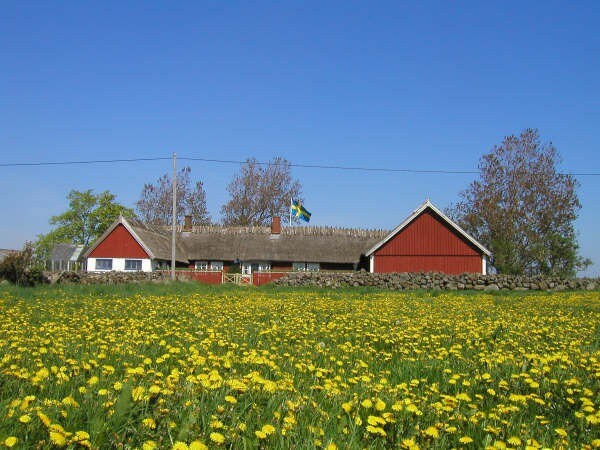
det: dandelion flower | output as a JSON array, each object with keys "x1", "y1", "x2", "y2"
[
  {"x1": 507, "y1": 436, "x2": 522, "y2": 446},
  {"x1": 19, "y1": 414, "x2": 31, "y2": 423},
  {"x1": 255, "y1": 430, "x2": 267, "y2": 439},
  {"x1": 361, "y1": 399, "x2": 373, "y2": 409},
  {"x1": 459, "y1": 436, "x2": 474, "y2": 444},
  {"x1": 142, "y1": 417, "x2": 156, "y2": 429},
  {"x1": 261, "y1": 424, "x2": 276, "y2": 435},
  {"x1": 209, "y1": 432, "x2": 225, "y2": 444},
  {"x1": 142, "y1": 441, "x2": 157, "y2": 450},
  {"x1": 189, "y1": 441, "x2": 208, "y2": 450},
  {"x1": 171, "y1": 442, "x2": 188, "y2": 450},
  {"x1": 424, "y1": 426, "x2": 439, "y2": 439},
  {"x1": 4, "y1": 437, "x2": 18, "y2": 448},
  {"x1": 555, "y1": 428, "x2": 568, "y2": 438},
  {"x1": 224, "y1": 395, "x2": 237, "y2": 404}
]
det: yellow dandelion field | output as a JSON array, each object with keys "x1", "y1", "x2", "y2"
[{"x1": 0, "y1": 284, "x2": 599, "y2": 449}]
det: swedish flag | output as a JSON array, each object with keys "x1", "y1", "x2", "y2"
[{"x1": 291, "y1": 200, "x2": 311, "y2": 222}]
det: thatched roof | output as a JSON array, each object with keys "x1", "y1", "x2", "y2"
[
  {"x1": 180, "y1": 226, "x2": 388, "y2": 263},
  {"x1": 128, "y1": 219, "x2": 188, "y2": 263},
  {"x1": 85, "y1": 216, "x2": 388, "y2": 264}
]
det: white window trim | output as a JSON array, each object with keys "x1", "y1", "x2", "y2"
[
  {"x1": 95, "y1": 258, "x2": 113, "y2": 271},
  {"x1": 195, "y1": 261, "x2": 209, "y2": 271},
  {"x1": 210, "y1": 261, "x2": 223, "y2": 271},
  {"x1": 124, "y1": 259, "x2": 143, "y2": 271}
]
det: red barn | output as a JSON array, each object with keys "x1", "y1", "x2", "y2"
[{"x1": 365, "y1": 200, "x2": 491, "y2": 274}]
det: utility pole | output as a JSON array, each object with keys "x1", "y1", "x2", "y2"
[{"x1": 171, "y1": 152, "x2": 176, "y2": 281}]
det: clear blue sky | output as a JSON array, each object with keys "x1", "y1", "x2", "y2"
[{"x1": 1, "y1": 1, "x2": 599, "y2": 275}]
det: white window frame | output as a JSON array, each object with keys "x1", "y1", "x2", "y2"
[
  {"x1": 257, "y1": 262, "x2": 271, "y2": 272},
  {"x1": 306, "y1": 263, "x2": 320, "y2": 272},
  {"x1": 241, "y1": 261, "x2": 271, "y2": 274},
  {"x1": 293, "y1": 262, "x2": 320, "y2": 272},
  {"x1": 293, "y1": 262, "x2": 306, "y2": 272},
  {"x1": 210, "y1": 261, "x2": 223, "y2": 271},
  {"x1": 95, "y1": 259, "x2": 113, "y2": 271},
  {"x1": 124, "y1": 259, "x2": 143, "y2": 271},
  {"x1": 195, "y1": 261, "x2": 209, "y2": 271}
]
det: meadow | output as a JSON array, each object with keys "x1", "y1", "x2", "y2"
[{"x1": 0, "y1": 283, "x2": 599, "y2": 449}]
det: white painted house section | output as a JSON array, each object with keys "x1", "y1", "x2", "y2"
[{"x1": 87, "y1": 258, "x2": 152, "y2": 273}]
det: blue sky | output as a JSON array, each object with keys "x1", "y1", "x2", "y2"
[{"x1": 1, "y1": 1, "x2": 599, "y2": 275}]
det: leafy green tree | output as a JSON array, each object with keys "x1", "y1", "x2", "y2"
[
  {"x1": 449, "y1": 128, "x2": 590, "y2": 277},
  {"x1": 35, "y1": 190, "x2": 134, "y2": 261}
]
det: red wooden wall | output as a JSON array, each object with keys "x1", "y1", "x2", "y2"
[
  {"x1": 373, "y1": 210, "x2": 483, "y2": 274},
  {"x1": 88, "y1": 224, "x2": 149, "y2": 259}
]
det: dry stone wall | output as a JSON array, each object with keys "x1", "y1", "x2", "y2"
[
  {"x1": 272, "y1": 271, "x2": 598, "y2": 291},
  {"x1": 48, "y1": 271, "x2": 167, "y2": 285}
]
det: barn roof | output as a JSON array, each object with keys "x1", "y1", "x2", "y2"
[
  {"x1": 180, "y1": 226, "x2": 387, "y2": 263},
  {"x1": 365, "y1": 200, "x2": 492, "y2": 257},
  {"x1": 84, "y1": 216, "x2": 388, "y2": 264}
]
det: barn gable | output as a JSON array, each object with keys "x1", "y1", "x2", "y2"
[
  {"x1": 366, "y1": 200, "x2": 491, "y2": 274},
  {"x1": 86, "y1": 217, "x2": 153, "y2": 259}
]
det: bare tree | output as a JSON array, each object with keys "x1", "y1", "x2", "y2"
[
  {"x1": 221, "y1": 157, "x2": 303, "y2": 226},
  {"x1": 136, "y1": 167, "x2": 210, "y2": 226},
  {"x1": 448, "y1": 128, "x2": 590, "y2": 277}
]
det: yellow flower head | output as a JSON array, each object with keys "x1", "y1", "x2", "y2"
[
  {"x1": 142, "y1": 441, "x2": 157, "y2": 450},
  {"x1": 361, "y1": 399, "x2": 373, "y2": 409},
  {"x1": 4, "y1": 437, "x2": 18, "y2": 448},
  {"x1": 209, "y1": 432, "x2": 225, "y2": 444},
  {"x1": 424, "y1": 426, "x2": 439, "y2": 439},
  {"x1": 189, "y1": 441, "x2": 208, "y2": 450},
  {"x1": 171, "y1": 442, "x2": 188, "y2": 450},
  {"x1": 142, "y1": 417, "x2": 157, "y2": 429}
]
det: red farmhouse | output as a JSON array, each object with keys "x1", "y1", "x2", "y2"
[
  {"x1": 365, "y1": 200, "x2": 491, "y2": 275},
  {"x1": 83, "y1": 200, "x2": 491, "y2": 281}
]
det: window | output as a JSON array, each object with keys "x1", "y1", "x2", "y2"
[
  {"x1": 210, "y1": 261, "x2": 223, "y2": 271},
  {"x1": 95, "y1": 259, "x2": 112, "y2": 271},
  {"x1": 258, "y1": 262, "x2": 271, "y2": 272},
  {"x1": 293, "y1": 262, "x2": 320, "y2": 272},
  {"x1": 195, "y1": 261, "x2": 209, "y2": 271},
  {"x1": 293, "y1": 262, "x2": 306, "y2": 272},
  {"x1": 307, "y1": 263, "x2": 320, "y2": 272},
  {"x1": 153, "y1": 260, "x2": 169, "y2": 270},
  {"x1": 125, "y1": 259, "x2": 142, "y2": 271}
]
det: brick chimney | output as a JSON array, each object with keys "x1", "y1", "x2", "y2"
[
  {"x1": 271, "y1": 216, "x2": 281, "y2": 235},
  {"x1": 183, "y1": 215, "x2": 192, "y2": 232}
]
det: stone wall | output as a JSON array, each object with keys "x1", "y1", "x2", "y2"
[
  {"x1": 272, "y1": 271, "x2": 599, "y2": 291},
  {"x1": 48, "y1": 271, "x2": 167, "y2": 285}
]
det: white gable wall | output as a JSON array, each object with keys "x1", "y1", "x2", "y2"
[{"x1": 87, "y1": 257, "x2": 153, "y2": 273}]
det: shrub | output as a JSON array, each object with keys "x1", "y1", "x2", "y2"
[{"x1": 0, "y1": 242, "x2": 48, "y2": 286}]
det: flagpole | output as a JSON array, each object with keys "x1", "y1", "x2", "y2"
[{"x1": 289, "y1": 198, "x2": 292, "y2": 226}]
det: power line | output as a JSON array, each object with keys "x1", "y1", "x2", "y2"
[
  {"x1": 0, "y1": 157, "x2": 171, "y2": 167},
  {"x1": 180, "y1": 157, "x2": 480, "y2": 174},
  {"x1": 0, "y1": 155, "x2": 599, "y2": 176}
]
